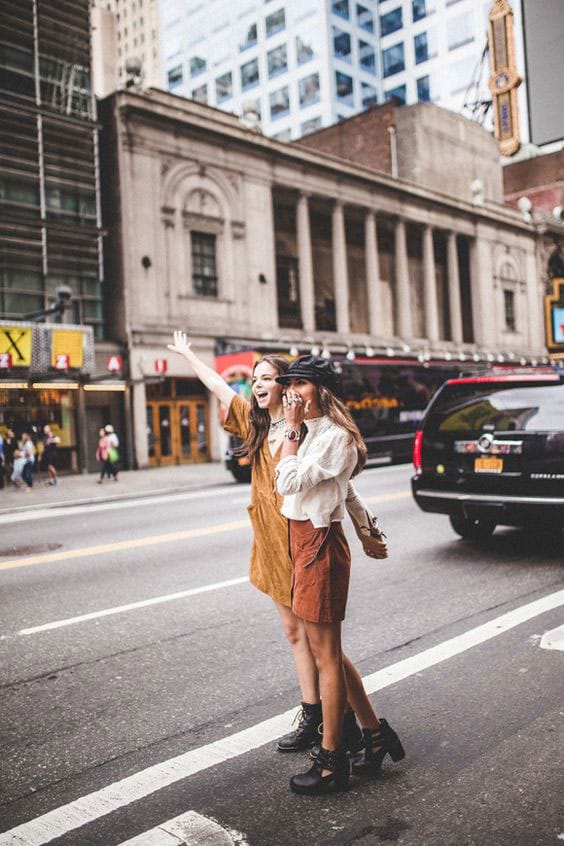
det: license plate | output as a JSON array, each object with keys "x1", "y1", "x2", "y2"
[{"x1": 474, "y1": 457, "x2": 503, "y2": 473}]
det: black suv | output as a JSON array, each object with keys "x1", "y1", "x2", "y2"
[{"x1": 411, "y1": 369, "x2": 564, "y2": 540}]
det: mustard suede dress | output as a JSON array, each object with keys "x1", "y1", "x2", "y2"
[{"x1": 224, "y1": 394, "x2": 292, "y2": 607}]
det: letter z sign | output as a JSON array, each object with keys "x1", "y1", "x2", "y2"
[{"x1": 0, "y1": 328, "x2": 32, "y2": 367}]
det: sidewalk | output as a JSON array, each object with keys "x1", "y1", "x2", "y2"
[{"x1": 0, "y1": 462, "x2": 238, "y2": 515}]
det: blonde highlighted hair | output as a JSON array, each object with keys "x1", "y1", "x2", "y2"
[{"x1": 318, "y1": 385, "x2": 367, "y2": 477}]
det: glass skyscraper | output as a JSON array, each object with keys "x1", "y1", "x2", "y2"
[{"x1": 158, "y1": 0, "x2": 529, "y2": 142}]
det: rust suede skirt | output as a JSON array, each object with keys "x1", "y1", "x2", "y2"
[{"x1": 289, "y1": 519, "x2": 351, "y2": 624}]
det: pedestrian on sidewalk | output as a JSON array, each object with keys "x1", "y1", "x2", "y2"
[
  {"x1": 168, "y1": 332, "x2": 401, "y2": 793},
  {"x1": 41, "y1": 425, "x2": 60, "y2": 486},
  {"x1": 21, "y1": 432, "x2": 35, "y2": 489},
  {"x1": 10, "y1": 449, "x2": 26, "y2": 489},
  {"x1": 2, "y1": 428, "x2": 15, "y2": 485},
  {"x1": 275, "y1": 356, "x2": 404, "y2": 794},
  {"x1": 96, "y1": 428, "x2": 111, "y2": 483},
  {"x1": 104, "y1": 424, "x2": 120, "y2": 481}
]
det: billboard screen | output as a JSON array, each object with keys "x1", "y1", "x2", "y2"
[{"x1": 521, "y1": 0, "x2": 564, "y2": 146}]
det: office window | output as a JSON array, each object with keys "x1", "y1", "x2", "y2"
[
  {"x1": 301, "y1": 116, "x2": 322, "y2": 135},
  {"x1": 359, "y1": 40, "x2": 376, "y2": 74},
  {"x1": 357, "y1": 3, "x2": 373, "y2": 32},
  {"x1": 504, "y1": 290, "x2": 516, "y2": 331},
  {"x1": 447, "y1": 11, "x2": 474, "y2": 50},
  {"x1": 296, "y1": 31, "x2": 315, "y2": 64},
  {"x1": 414, "y1": 31, "x2": 428, "y2": 63},
  {"x1": 192, "y1": 84, "x2": 207, "y2": 103},
  {"x1": 266, "y1": 8, "x2": 285, "y2": 37},
  {"x1": 299, "y1": 72, "x2": 320, "y2": 106},
  {"x1": 385, "y1": 83, "x2": 406, "y2": 103},
  {"x1": 417, "y1": 75, "x2": 430, "y2": 101},
  {"x1": 270, "y1": 86, "x2": 290, "y2": 119},
  {"x1": 361, "y1": 81, "x2": 378, "y2": 108},
  {"x1": 243, "y1": 96, "x2": 261, "y2": 119},
  {"x1": 215, "y1": 71, "x2": 232, "y2": 102},
  {"x1": 414, "y1": 30, "x2": 436, "y2": 63},
  {"x1": 382, "y1": 42, "x2": 404, "y2": 76},
  {"x1": 191, "y1": 232, "x2": 217, "y2": 297},
  {"x1": 380, "y1": 7, "x2": 403, "y2": 36},
  {"x1": 335, "y1": 71, "x2": 354, "y2": 106},
  {"x1": 190, "y1": 55, "x2": 206, "y2": 76},
  {"x1": 241, "y1": 57, "x2": 259, "y2": 90},
  {"x1": 273, "y1": 129, "x2": 292, "y2": 141},
  {"x1": 412, "y1": 0, "x2": 433, "y2": 21},
  {"x1": 332, "y1": 0, "x2": 349, "y2": 20},
  {"x1": 268, "y1": 43, "x2": 287, "y2": 78},
  {"x1": 333, "y1": 27, "x2": 352, "y2": 62},
  {"x1": 167, "y1": 65, "x2": 183, "y2": 89},
  {"x1": 239, "y1": 22, "x2": 257, "y2": 51}
]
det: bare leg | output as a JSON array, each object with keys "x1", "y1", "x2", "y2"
[
  {"x1": 274, "y1": 601, "x2": 320, "y2": 704},
  {"x1": 303, "y1": 621, "x2": 346, "y2": 760},
  {"x1": 48, "y1": 464, "x2": 57, "y2": 482},
  {"x1": 342, "y1": 653, "x2": 380, "y2": 729}
]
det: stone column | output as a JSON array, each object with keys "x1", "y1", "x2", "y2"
[
  {"x1": 447, "y1": 231, "x2": 464, "y2": 344},
  {"x1": 296, "y1": 193, "x2": 315, "y2": 334},
  {"x1": 470, "y1": 231, "x2": 495, "y2": 348},
  {"x1": 422, "y1": 225, "x2": 439, "y2": 342},
  {"x1": 332, "y1": 201, "x2": 350, "y2": 335},
  {"x1": 395, "y1": 219, "x2": 412, "y2": 338},
  {"x1": 365, "y1": 211, "x2": 383, "y2": 336}
]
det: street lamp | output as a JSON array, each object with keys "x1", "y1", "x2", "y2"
[{"x1": 24, "y1": 285, "x2": 73, "y2": 322}]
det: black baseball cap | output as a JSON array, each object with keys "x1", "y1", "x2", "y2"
[{"x1": 275, "y1": 355, "x2": 341, "y2": 394}]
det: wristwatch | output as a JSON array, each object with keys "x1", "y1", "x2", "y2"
[{"x1": 285, "y1": 427, "x2": 301, "y2": 442}]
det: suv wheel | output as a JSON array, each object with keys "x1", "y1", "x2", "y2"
[{"x1": 449, "y1": 514, "x2": 496, "y2": 541}]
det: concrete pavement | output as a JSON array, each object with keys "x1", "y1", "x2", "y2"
[{"x1": 0, "y1": 461, "x2": 238, "y2": 515}]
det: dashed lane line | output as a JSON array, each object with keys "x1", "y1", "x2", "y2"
[
  {"x1": 540, "y1": 624, "x2": 564, "y2": 651},
  {"x1": 0, "y1": 491, "x2": 410, "y2": 573},
  {"x1": 0, "y1": 587, "x2": 562, "y2": 846},
  {"x1": 17, "y1": 577, "x2": 250, "y2": 636}
]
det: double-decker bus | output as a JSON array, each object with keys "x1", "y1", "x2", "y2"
[{"x1": 214, "y1": 350, "x2": 475, "y2": 482}]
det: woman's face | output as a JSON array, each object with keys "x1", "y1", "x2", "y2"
[
  {"x1": 283, "y1": 377, "x2": 320, "y2": 415},
  {"x1": 252, "y1": 361, "x2": 284, "y2": 410}
]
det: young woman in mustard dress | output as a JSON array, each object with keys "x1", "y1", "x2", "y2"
[{"x1": 167, "y1": 332, "x2": 403, "y2": 781}]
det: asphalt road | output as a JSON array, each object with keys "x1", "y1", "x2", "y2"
[{"x1": 0, "y1": 465, "x2": 563, "y2": 846}]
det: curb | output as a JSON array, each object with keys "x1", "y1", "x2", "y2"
[{"x1": 0, "y1": 479, "x2": 241, "y2": 517}]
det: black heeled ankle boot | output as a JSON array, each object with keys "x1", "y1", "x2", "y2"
[
  {"x1": 277, "y1": 702, "x2": 323, "y2": 752},
  {"x1": 351, "y1": 718, "x2": 405, "y2": 776},
  {"x1": 310, "y1": 708, "x2": 364, "y2": 759},
  {"x1": 290, "y1": 745, "x2": 350, "y2": 795}
]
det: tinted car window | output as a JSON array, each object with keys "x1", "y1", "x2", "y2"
[{"x1": 428, "y1": 382, "x2": 564, "y2": 433}]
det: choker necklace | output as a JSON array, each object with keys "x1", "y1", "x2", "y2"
[{"x1": 269, "y1": 417, "x2": 285, "y2": 429}]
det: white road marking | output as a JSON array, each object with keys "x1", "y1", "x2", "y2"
[
  {"x1": 0, "y1": 485, "x2": 243, "y2": 526},
  {"x1": 539, "y1": 624, "x2": 564, "y2": 651},
  {"x1": 17, "y1": 577, "x2": 250, "y2": 636},
  {"x1": 0, "y1": 588, "x2": 562, "y2": 846},
  {"x1": 117, "y1": 810, "x2": 246, "y2": 846}
]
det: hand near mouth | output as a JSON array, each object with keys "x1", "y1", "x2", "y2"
[{"x1": 282, "y1": 390, "x2": 311, "y2": 426}]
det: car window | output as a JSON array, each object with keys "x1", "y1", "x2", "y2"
[{"x1": 428, "y1": 382, "x2": 564, "y2": 433}]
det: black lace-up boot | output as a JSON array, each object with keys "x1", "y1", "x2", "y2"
[
  {"x1": 351, "y1": 718, "x2": 405, "y2": 776},
  {"x1": 277, "y1": 702, "x2": 323, "y2": 752},
  {"x1": 290, "y1": 745, "x2": 350, "y2": 795},
  {"x1": 310, "y1": 708, "x2": 364, "y2": 759}
]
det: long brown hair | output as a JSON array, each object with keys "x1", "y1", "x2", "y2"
[
  {"x1": 236, "y1": 354, "x2": 289, "y2": 466},
  {"x1": 318, "y1": 385, "x2": 367, "y2": 477}
]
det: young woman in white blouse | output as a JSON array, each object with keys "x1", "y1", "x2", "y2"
[{"x1": 276, "y1": 355, "x2": 405, "y2": 795}]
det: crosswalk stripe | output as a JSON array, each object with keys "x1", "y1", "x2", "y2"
[
  {"x1": 117, "y1": 810, "x2": 246, "y2": 845},
  {"x1": 0, "y1": 587, "x2": 562, "y2": 846}
]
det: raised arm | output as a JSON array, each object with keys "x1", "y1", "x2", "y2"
[{"x1": 167, "y1": 330, "x2": 236, "y2": 408}]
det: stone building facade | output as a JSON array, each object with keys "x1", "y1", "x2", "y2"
[{"x1": 100, "y1": 88, "x2": 548, "y2": 467}]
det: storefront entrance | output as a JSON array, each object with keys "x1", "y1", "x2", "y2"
[{"x1": 146, "y1": 398, "x2": 210, "y2": 465}]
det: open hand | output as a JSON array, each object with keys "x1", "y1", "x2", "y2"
[
  {"x1": 167, "y1": 330, "x2": 192, "y2": 358},
  {"x1": 282, "y1": 390, "x2": 311, "y2": 427}
]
